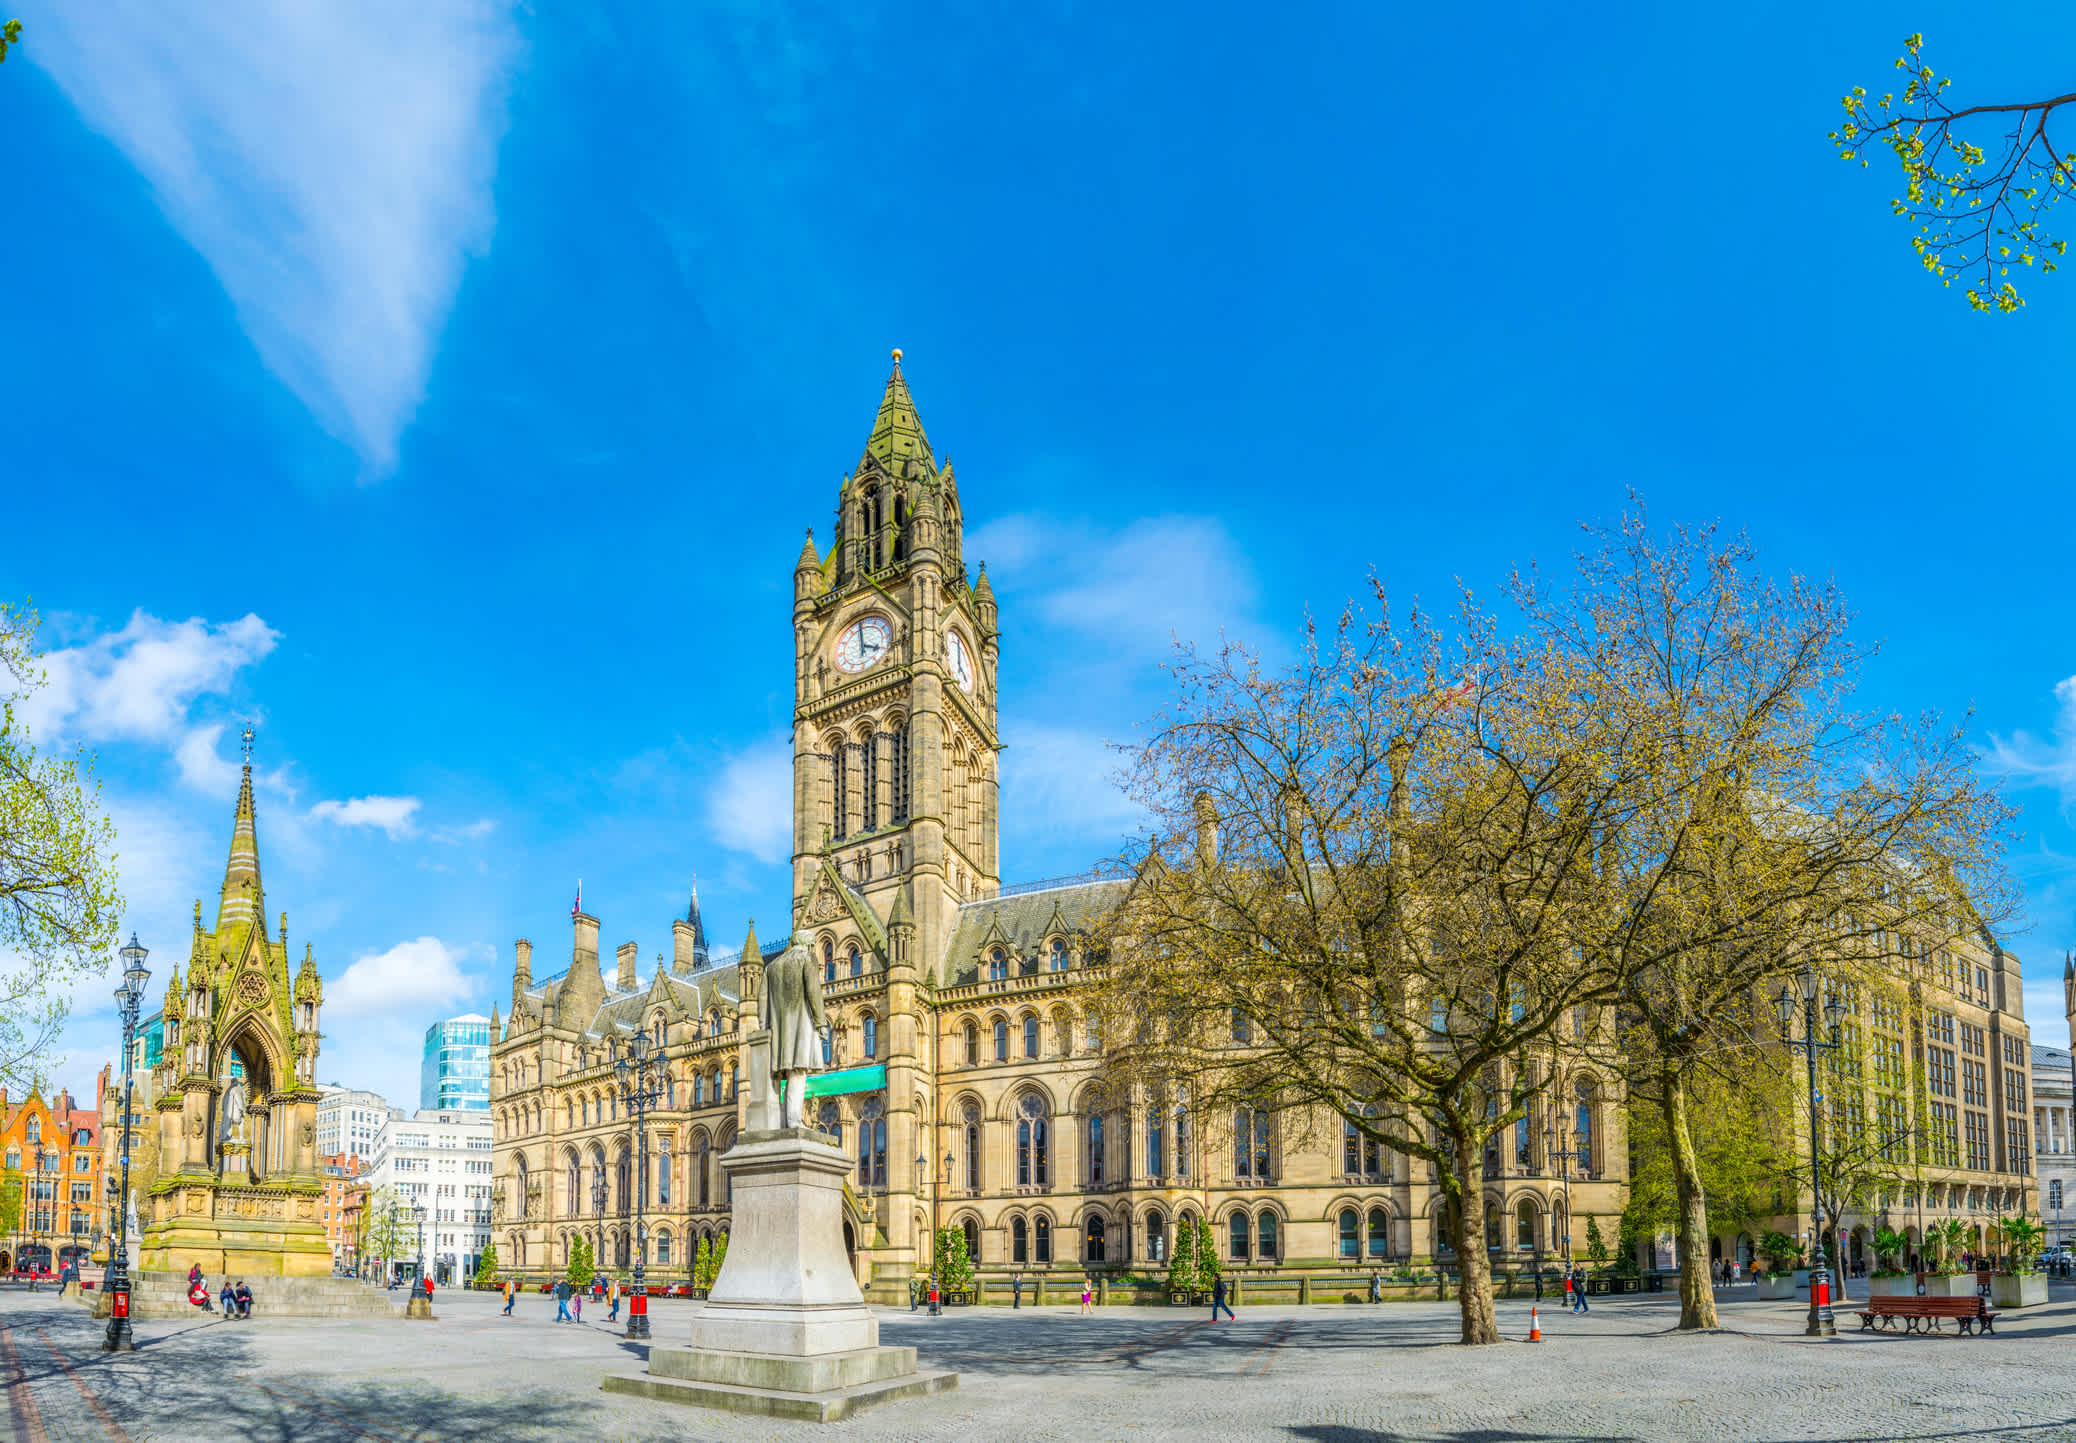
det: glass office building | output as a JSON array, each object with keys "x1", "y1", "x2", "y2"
[{"x1": 419, "y1": 1015, "x2": 492, "y2": 1112}]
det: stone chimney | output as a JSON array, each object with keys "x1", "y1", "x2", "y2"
[
  {"x1": 672, "y1": 919, "x2": 698, "y2": 975},
  {"x1": 513, "y1": 938, "x2": 533, "y2": 1002},
  {"x1": 573, "y1": 913, "x2": 601, "y2": 965},
  {"x1": 1194, "y1": 791, "x2": 1219, "y2": 866},
  {"x1": 617, "y1": 941, "x2": 639, "y2": 992}
]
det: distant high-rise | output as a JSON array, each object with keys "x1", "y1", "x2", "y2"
[{"x1": 420, "y1": 1016, "x2": 492, "y2": 1112}]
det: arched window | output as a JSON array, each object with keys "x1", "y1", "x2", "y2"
[
  {"x1": 693, "y1": 1073, "x2": 704, "y2": 1107},
  {"x1": 962, "y1": 1022, "x2": 978, "y2": 1066},
  {"x1": 1368, "y1": 1207, "x2": 1390, "y2": 1258},
  {"x1": 1084, "y1": 1215, "x2": 1107, "y2": 1263},
  {"x1": 863, "y1": 1015, "x2": 878, "y2": 1059},
  {"x1": 1035, "y1": 1215, "x2": 1053, "y2": 1263},
  {"x1": 1087, "y1": 1113, "x2": 1106, "y2": 1185},
  {"x1": 1339, "y1": 1208, "x2": 1359, "y2": 1258},
  {"x1": 1344, "y1": 1109, "x2": 1381, "y2": 1178},
  {"x1": 1485, "y1": 1206, "x2": 1502, "y2": 1252},
  {"x1": 1257, "y1": 1211, "x2": 1279, "y2": 1260},
  {"x1": 962, "y1": 1103, "x2": 981, "y2": 1191},
  {"x1": 658, "y1": 1151, "x2": 672, "y2": 1207},
  {"x1": 849, "y1": 943, "x2": 863, "y2": 978},
  {"x1": 857, "y1": 1099, "x2": 887, "y2": 1187},
  {"x1": 1516, "y1": 1199, "x2": 1536, "y2": 1251},
  {"x1": 696, "y1": 1138, "x2": 710, "y2": 1207},
  {"x1": 1229, "y1": 1212, "x2": 1250, "y2": 1261},
  {"x1": 1235, "y1": 1108, "x2": 1272, "y2": 1180},
  {"x1": 988, "y1": 948, "x2": 1010, "y2": 982},
  {"x1": 823, "y1": 938, "x2": 836, "y2": 983},
  {"x1": 1147, "y1": 1210, "x2": 1168, "y2": 1262},
  {"x1": 822, "y1": 1030, "x2": 834, "y2": 1065},
  {"x1": 565, "y1": 1154, "x2": 579, "y2": 1215},
  {"x1": 657, "y1": 1231, "x2": 672, "y2": 1266},
  {"x1": 1012, "y1": 1215, "x2": 1029, "y2": 1263},
  {"x1": 817, "y1": 1101, "x2": 842, "y2": 1147},
  {"x1": 1016, "y1": 1094, "x2": 1050, "y2": 1187},
  {"x1": 962, "y1": 1214, "x2": 980, "y2": 1264},
  {"x1": 1175, "y1": 1105, "x2": 1190, "y2": 1179},
  {"x1": 730, "y1": 1064, "x2": 739, "y2": 1098},
  {"x1": 581, "y1": 1097, "x2": 590, "y2": 1126},
  {"x1": 1575, "y1": 1079, "x2": 1597, "y2": 1177},
  {"x1": 993, "y1": 1019, "x2": 1009, "y2": 1062},
  {"x1": 615, "y1": 1150, "x2": 632, "y2": 1215},
  {"x1": 1146, "y1": 1107, "x2": 1166, "y2": 1178},
  {"x1": 1050, "y1": 938, "x2": 1069, "y2": 971},
  {"x1": 1023, "y1": 1016, "x2": 1039, "y2": 1059},
  {"x1": 1231, "y1": 1008, "x2": 1251, "y2": 1044},
  {"x1": 25, "y1": 1118, "x2": 39, "y2": 1146}
]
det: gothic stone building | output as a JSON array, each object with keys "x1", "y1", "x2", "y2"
[{"x1": 488, "y1": 353, "x2": 1630, "y2": 1297}]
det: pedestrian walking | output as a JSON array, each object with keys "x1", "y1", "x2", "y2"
[
  {"x1": 1012, "y1": 1272, "x2": 1022, "y2": 1309},
  {"x1": 502, "y1": 1278, "x2": 516, "y2": 1316},
  {"x1": 1570, "y1": 1265, "x2": 1590, "y2": 1314},
  {"x1": 1211, "y1": 1275, "x2": 1235, "y2": 1322},
  {"x1": 555, "y1": 1278, "x2": 572, "y2": 1322},
  {"x1": 573, "y1": 1285, "x2": 583, "y2": 1322},
  {"x1": 608, "y1": 1278, "x2": 621, "y2": 1322},
  {"x1": 1080, "y1": 1279, "x2": 1093, "y2": 1316},
  {"x1": 1532, "y1": 1269, "x2": 1543, "y2": 1302}
]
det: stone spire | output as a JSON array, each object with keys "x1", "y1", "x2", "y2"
[
  {"x1": 215, "y1": 726, "x2": 265, "y2": 937},
  {"x1": 861, "y1": 347, "x2": 933, "y2": 472}
]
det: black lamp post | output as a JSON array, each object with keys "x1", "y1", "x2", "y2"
[
  {"x1": 1542, "y1": 1124, "x2": 1576, "y2": 1278},
  {"x1": 102, "y1": 934, "x2": 149, "y2": 1352},
  {"x1": 1776, "y1": 964, "x2": 1847, "y2": 1337},
  {"x1": 412, "y1": 1203, "x2": 427, "y2": 1285},
  {"x1": 613, "y1": 1025, "x2": 666, "y2": 1340}
]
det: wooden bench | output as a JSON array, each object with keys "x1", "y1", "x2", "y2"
[{"x1": 1856, "y1": 1295, "x2": 1999, "y2": 1335}]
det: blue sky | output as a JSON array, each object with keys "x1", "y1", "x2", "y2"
[{"x1": 4, "y1": 2, "x2": 2075, "y2": 1109}]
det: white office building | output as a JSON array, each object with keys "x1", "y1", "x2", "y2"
[
  {"x1": 362, "y1": 1108, "x2": 495, "y2": 1283},
  {"x1": 316, "y1": 1084, "x2": 400, "y2": 1161}
]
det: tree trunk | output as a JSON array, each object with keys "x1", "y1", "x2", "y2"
[
  {"x1": 1447, "y1": 1128, "x2": 1501, "y2": 1343},
  {"x1": 1659, "y1": 1066, "x2": 1718, "y2": 1330}
]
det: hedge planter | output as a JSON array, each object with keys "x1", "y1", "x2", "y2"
[
  {"x1": 1921, "y1": 1273, "x2": 1973, "y2": 1297},
  {"x1": 1756, "y1": 1276, "x2": 1797, "y2": 1300},
  {"x1": 1991, "y1": 1273, "x2": 2048, "y2": 1308}
]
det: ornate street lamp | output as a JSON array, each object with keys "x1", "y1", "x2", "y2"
[
  {"x1": 102, "y1": 934, "x2": 149, "y2": 1353},
  {"x1": 613, "y1": 1024, "x2": 667, "y2": 1340},
  {"x1": 1542, "y1": 1124, "x2": 1577, "y2": 1279},
  {"x1": 412, "y1": 1202, "x2": 427, "y2": 1286},
  {"x1": 1776, "y1": 964, "x2": 1848, "y2": 1337}
]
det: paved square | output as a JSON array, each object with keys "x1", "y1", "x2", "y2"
[{"x1": 5, "y1": 1281, "x2": 2076, "y2": 1441}]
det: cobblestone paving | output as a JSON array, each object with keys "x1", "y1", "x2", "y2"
[{"x1": 3, "y1": 1280, "x2": 2076, "y2": 1442}]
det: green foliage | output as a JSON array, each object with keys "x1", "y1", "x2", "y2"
[
  {"x1": 1584, "y1": 1216, "x2": 1609, "y2": 1269},
  {"x1": 691, "y1": 1232, "x2": 728, "y2": 1291},
  {"x1": 0, "y1": 20, "x2": 18, "y2": 64},
  {"x1": 1929, "y1": 1217, "x2": 1972, "y2": 1273},
  {"x1": 933, "y1": 1228, "x2": 974, "y2": 1293},
  {"x1": 1193, "y1": 1218, "x2": 1222, "y2": 1284},
  {"x1": 472, "y1": 1244, "x2": 498, "y2": 1289},
  {"x1": 0, "y1": 1169, "x2": 20, "y2": 1239},
  {"x1": 565, "y1": 1233, "x2": 595, "y2": 1288},
  {"x1": 1872, "y1": 1226, "x2": 1908, "y2": 1275},
  {"x1": 1997, "y1": 1214, "x2": 2046, "y2": 1274},
  {"x1": 358, "y1": 1187, "x2": 413, "y2": 1267},
  {"x1": 1757, "y1": 1231, "x2": 1801, "y2": 1275},
  {"x1": 1624, "y1": 1072, "x2": 1791, "y2": 1241},
  {"x1": 0, "y1": 603, "x2": 124, "y2": 1096},
  {"x1": 1831, "y1": 33, "x2": 2074, "y2": 312},
  {"x1": 1166, "y1": 1215, "x2": 1202, "y2": 1293}
]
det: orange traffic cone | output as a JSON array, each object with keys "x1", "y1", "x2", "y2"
[{"x1": 1528, "y1": 1306, "x2": 1542, "y2": 1342}]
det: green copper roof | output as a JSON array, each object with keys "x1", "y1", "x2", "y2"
[{"x1": 862, "y1": 349, "x2": 933, "y2": 472}]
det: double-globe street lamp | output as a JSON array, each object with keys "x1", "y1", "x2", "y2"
[
  {"x1": 1775, "y1": 963, "x2": 1847, "y2": 1338},
  {"x1": 102, "y1": 934, "x2": 150, "y2": 1353},
  {"x1": 1542, "y1": 1124, "x2": 1577, "y2": 1281},
  {"x1": 613, "y1": 1025, "x2": 668, "y2": 1340}
]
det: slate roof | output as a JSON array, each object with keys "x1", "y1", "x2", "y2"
[{"x1": 937, "y1": 878, "x2": 1131, "y2": 986}]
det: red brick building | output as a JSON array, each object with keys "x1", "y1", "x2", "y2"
[
  {"x1": 0, "y1": 1088, "x2": 104, "y2": 1271},
  {"x1": 321, "y1": 1153, "x2": 363, "y2": 1271}
]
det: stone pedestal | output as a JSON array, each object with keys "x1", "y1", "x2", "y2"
[
  {"x1": 603, "y1": 1130, "x2": 955, "y2": 1422},
  {"x1": 405, "y1": 1293, "x2": 435, "y2": 1320}
]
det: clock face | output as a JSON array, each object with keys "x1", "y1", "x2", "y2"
[
  {"x1": 833, "y1": 616, "x2": 893, "y2": 673},
  {"x1": 945, "y1": 629, "x2": 974, "y2": 691}
]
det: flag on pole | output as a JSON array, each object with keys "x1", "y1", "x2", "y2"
[{"x1": 571, "y1": 879, "x2": 582, "y2": 918}]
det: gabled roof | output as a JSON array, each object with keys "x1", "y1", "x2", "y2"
[{"x1": 936, "y1": 878, "x2": 1131, "y2": 985}]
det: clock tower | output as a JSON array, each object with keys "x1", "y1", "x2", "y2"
[{"x1": 790, "y1": 349, "x2": 1001, "y2": 982}]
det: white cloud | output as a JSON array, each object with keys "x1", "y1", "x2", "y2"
[
  {"x1": 969, "y1": 514, "x2": 1268, "y2": 662},
  {"x1": 431, "y1": 818, "x2": 497, "y2": 844},
  {"x1": 1984, "y1": 675, "x2": 2076, "y2": 807},
  {"x1": 324, "y1": 937, "x2": 475, "y2": 1019},
  {"x1": 708, "y1": 736, "x2": 794, "y2": 864},
  {"x1": 999, "y1": 724, "x2": 1144, "y2": 840},
  {"x1": 310, "y1": 795, "x2": 422, "y2": 840},
  {"x1": 12, "y1": 611, "x2": 278, "y2": 752},
  {"x1": 30, "y1": 1, "x2": 523, "y2": 473}
]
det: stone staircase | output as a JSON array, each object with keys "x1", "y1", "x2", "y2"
[{"x1": 85, "y1": 1272, "x2": 404, "y2": 1321}]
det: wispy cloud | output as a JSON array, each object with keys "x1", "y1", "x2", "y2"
[
  {"x1": 1984, "y1": 675, "x2": 2076, "y2": 809},
  {"x1": 13, "y1": 610, "x2": 278, "y2": 751},
  {"x1": 999, "y1": 724, "x2": 1144, "y2": 849},
  {"x1": 31, "y1": 1, "x2": 524, "y2": 473},
  {"x1": 431, "y1": 818, "x2": 497, "y2": 844},
  {"x1": 707, "y1": 735, "x2": 793, "y2": 864},
  {"x1": 310, "y1": 795, "x2": 423, "y2": 840},
  {"x1": 969, "y1": 514, "x2": 1272, "y2": 662}
]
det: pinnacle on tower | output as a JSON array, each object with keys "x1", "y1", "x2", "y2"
[
  {"x1": 216, "y1": 727, "x2": 266, "y2": 936},
  {"x1": 796, "y1": 529, "x2": 821, "y2": 572},
  {"x1": 862, "y1": 347, "x2": 934, "y2": 472}
]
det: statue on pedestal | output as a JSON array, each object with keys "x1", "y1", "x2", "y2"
[{"x1": 759, "y1": 943, "x2": 829, "y2": 1130}]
